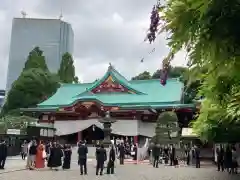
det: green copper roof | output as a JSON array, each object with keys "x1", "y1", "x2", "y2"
[
  {"x1": 87, "y1": 65, "x2": 144, "y2": 94},
  {"x1": 37, "y1": 65, "x2": 185, "y2": 109}
]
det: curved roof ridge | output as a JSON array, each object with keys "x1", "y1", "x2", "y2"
[
  {"x1": 60, "y1": 82, "x2": 93, "y2": 87},
  {"x1": 110, "y1": 65, "x2": 129, "y2": 83},
  {"x1": 80, "y1": 65, "x2": 146, "y2": 95},
  {"x1": 129, "y1": 78, "x2": 180, "y2": 83}
]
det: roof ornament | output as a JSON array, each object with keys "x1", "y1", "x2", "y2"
[
  {"x1": 21, "y1": 11, "x2": 27, "y2": 18},
  {"x1": 59, "y1": 8, "x2": 63, "y2": 20},
  {"x1": 108, "y1": 63, "x2": 113, "y2": 70}
]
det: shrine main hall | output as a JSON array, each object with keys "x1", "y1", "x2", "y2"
[{"x1": 24, "y1": 64, "x2": 195, "y2": 144}]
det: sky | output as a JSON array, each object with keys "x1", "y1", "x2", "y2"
[{"x1": 0, "y1": 0, "x2": 187, "y2": 89}]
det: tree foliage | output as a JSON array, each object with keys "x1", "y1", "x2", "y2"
[
  {"x1": 0, "y1": 115, "x2": 37, "y2": 134},
  {"x1": 154, "y1": 0, "x2": 240, "y2": 140},
  {"x1": 58, "y1": 52, "x2": 79, "y2": 83},
  {"x1": 131, "y1": 71, "x2": 151, "y2": 80},
  {"x1": 152, "y1": 66, "x2": 186, "y2": 79},
  {"x1": 154, "y1": 111, "x2": 179, "y2": 144},
  {"x1": 2, "y1": 69, "x2": 59, "y2": 115},
  {"x1": 131, "y1": 66, "x2": 199, "y2": 103},
  {"x1": 23, "y1": 47, "x2": 48, "y2": 71}
]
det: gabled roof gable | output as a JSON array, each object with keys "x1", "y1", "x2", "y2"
[{"x1": 83, "y1": 64, "x2": 145, "y2": 95}]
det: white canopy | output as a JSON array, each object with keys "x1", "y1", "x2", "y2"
[
  {"x1": 50, "y1": 119, "x2": 157, "y2": 137},
  {"x1": 181, "y1": 128, "x2": 198, "y2": 137},
  {"x1": 54, "y1": 119, "x2": 102, "y2": 136},
  {"x1": 138, "y1": 121, "x2": 156, "y2": 137}
]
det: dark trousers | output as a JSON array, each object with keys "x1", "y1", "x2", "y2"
[
  {"x1": 164, "y1": 156, "x2": 169, "y2": 164},
  {"x1": 170, "y1": 157, "x2": 174, "y2": 166},
  {"x1": 119, "y1": 155, "x2": 124, "y2": 165},
  {"x1": 96, "y1": 161, "x2": 104, "y2": 175},
  {"x1": 21, "y1": 153, "x2": 26, "y2": 160},
  {"x1": 186, "y1": 156, "x2": 190, "y2": 165},
  {"x1": 107, "y1": 160, "x2": 114, "y2": 174},
  {"x1": 153, "y1": 156, "x2": 159, "y2": 168},
  {"x1": 217, "y1": 160, "x2": 224, "y2": 171},
  {"x1": 196, "y1": 158, "x2": 200, "y2": 168},
  {"x1": 0, "y1": 157, "x2": 6, "y2": 169},
  {"x1": 79, "y1": 159, "x2": 87, "y2": 174}
]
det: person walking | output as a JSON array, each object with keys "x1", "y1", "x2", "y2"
[
  {"x1": 119, "y1": 142, "x2": 125, "y2": 165},
  {"x1": 28, "y1": 140, "x2": 37, "y2": 170},
  {"x1": 184, "y1": 145, "x2": 190, "y2": 165},
  {"x1": 195, "y1": 145, "x2": 201, "y2": 168},
  {"x1": 78, "y1": 141, "x2": 88, "y2": 175},
  {"x1": 224, "y1": 145, "x2": 232, "y2": 173},
  {"x1": 96, "y1": 144, "x2": 107, "y2": 175},
  {"x1": 0, "y1": 140, "x2": 7, "y2": 169},
  {"x1": 62, "y1": 144, "x2": 72, "y2": 170},
  {"x1": 21, "y1": 140, "x2": 28, "y2": 160},
  {"x1": 47, "y1": 142, "x2": 63, "y2": 171},
  {"x1": 107, "y1": 144, "x2": 116, "y2": 174},
  {"x1": 169, "y1": 144, "x2": 176, "y2": 166},
  {"x1": 231, "y1": 147, "x2": 238, "y2": 174},
  {"x1": 216, "y1": 145, "x2": 224, "y2": 172},
  {"x1": 35, "y1": 140, "x2": 46, "y2": 169},
  {"x1": 152, "y1": 144, "x2": 160, "y2": 168},
  {"x1": 132, "y1": 144, "x2": 138, "y2": 162}
]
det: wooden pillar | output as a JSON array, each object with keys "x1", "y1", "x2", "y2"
[
  {"x1": 134, "y1": 136, "x2": 138, "y2": 145},
  {"x1": 77, "y1": 131, "x2": 82, "y2": 142}
]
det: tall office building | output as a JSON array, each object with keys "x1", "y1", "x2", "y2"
[
  {"x1": 0, "y1": 90, "x2": 5, "y2": 110},
  {"x1": 6, "y1": 18, "x2": 74, "y2": 90}
]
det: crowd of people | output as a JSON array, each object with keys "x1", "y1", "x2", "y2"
[
  {"x1": 0, "y1": 138, "x2": 238, "y2": 176},
  {"x1": 148, "y1": 143, "x2": 238, "y2": 174},
  {"x1": 148, "y1": 143, "x2": 201, "y2": 168},
  {"x1": 18, "y1": 138, "x2": 137, "y2": 176},
  {"x1": 20, "y1": 139, "x2": 72, "y2": 171},
  {"x1": 77, "y1": 139, "x2": 138, "y2": 175},
  {"x1": 216, "y1": 144, "x2": 238, "y2": 174}
]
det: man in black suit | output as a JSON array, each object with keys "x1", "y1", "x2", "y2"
[
  {"x1": 195, "y1": 145, "x2": 201, "y2": 168},
  {"x1": 0, "y1": 140, "x2": 7, "y2": 169},
  {"x1": 216, "y1": 145, "x2": 224, "y2": 171},
  {"x1": 107, "y1": 144, "x2": 116, "y2": 174},
  {"x1": 152, "y1": 144, "x2": 160, "y2": 168},
  {"x1": 119, "y1": 142, "x2": 125, "y2": 165},
  {"x1": 96, "y1": 144, "x2": 107, "y2": 175},
  {"x1": 169, "y1": 144, "x2": 176, "y2": 166},
  {"x1": 78, "y1": 141, "x2": 88, "y2": 175}
]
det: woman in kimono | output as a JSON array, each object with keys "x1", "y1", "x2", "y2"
[
  {"x1": 62, "y1": 144, "x2": 72, "y2": 170},
  {"x1": 35, "y1": 140, "x2": 46, "y2": 169},
  {"x1": 47, "y1": 142, "x2": 63, "y2": 171}
]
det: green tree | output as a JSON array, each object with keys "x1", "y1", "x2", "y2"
[
  {"x1": 58, "y1": 52, "x2": 79, "y2": 83},
  {"x1": 152, "y1": 66, "x2": 187, "y2": 79},
  {"x1": 153, "y1": 0, "x2": 240, "y2": 140},
  {"x1": 2, "y1": 68, "x2": 59, "y2": 115},
  {"x1": 132, "y1": 66, "x2": 199, "y2": 103},
  {"x1": 0, "y1": 115, "x2": 37, "y2": 134},
  {"x1": 154, "y1": 111, "x2": 179, "y2": 144},
  {"x1": 131, "y1": 71, "x2": 151, "y2": 80},
  {"x1": 24, "y1": 47, "x2": 48, "y2": 71}
]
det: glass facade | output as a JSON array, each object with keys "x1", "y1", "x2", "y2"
[
  {"x1": 0, "y1": 90, "x2": 5, "y2": 108},
  {"x1": 6, "y1": 18, "x2": 74, "y2": 90}
]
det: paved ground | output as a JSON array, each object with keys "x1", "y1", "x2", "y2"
[
  {"x1": 1, "y1": 147, "x2": 239, "y2": 180},
  {"x1": 1, "y1": 162, "x2": 239, "y2": 180}
]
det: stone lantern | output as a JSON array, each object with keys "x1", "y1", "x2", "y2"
[{"x1": 98, "y1": 111, "x2": 116, "y2": 147}]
